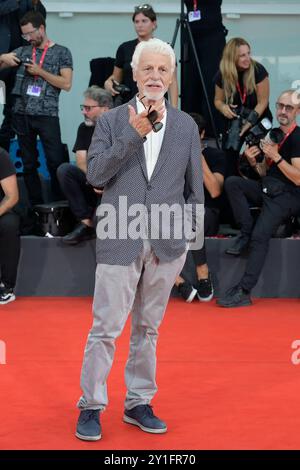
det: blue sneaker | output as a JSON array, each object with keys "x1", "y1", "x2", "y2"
[
  {"x1": 123, "y1": 405, "x2": 167, "y2": 434},
  {"x1": 75, "y1": 409, "x2": 101, "y2": 441}
]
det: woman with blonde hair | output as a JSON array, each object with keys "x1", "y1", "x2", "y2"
[{"x1": 214, "y1": 37, "x2": 272, "y2": 176}]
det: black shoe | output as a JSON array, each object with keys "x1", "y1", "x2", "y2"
[
  {"x1": 177, "y1": 281, "x2": 197, "y2": 303},
  {"x1": 123, "y1": 405, "x2": 167, "y2": 434},
  {"x1": 62, "y1": 223, "x2": 96, "y2": 245},
  {"x1": 196, "y1": 274, "x2": 214, "y2": 302},
  {"x1": 217, "y1": 285, "x2": 252, "y2": 308},
  {"x1": 75, "y1": 409, "x2": 101, "y2": 441},
  {"x1": 225, "y1": 234, "x2": 250, "y2": 256}
]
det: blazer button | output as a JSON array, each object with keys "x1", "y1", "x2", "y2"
[{"x1": 147, "y1": 184, "x2": 152, "y2": 190}]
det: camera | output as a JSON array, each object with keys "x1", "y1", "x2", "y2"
[
  {"x1": 12, "y1": 57, "x2": 33, "y2": 96},
  {"x1": 224, "y1": 105, "x2": 251, "y2": 151},
  {"x1": 19, "y1": 57, "x2": 33, "y2": 66},
  {"x1": 245, "y1": 118, "x2": 284, "y2": 163},
  {"x1": 112, "y1": 80, "x2": 130, "y2": 95}
]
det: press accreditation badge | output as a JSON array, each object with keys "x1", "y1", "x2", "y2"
[
  {"x1": 26, "y1": 85, "x2": 42, "y2": 96},
  {"x1": 188, "y1": 10, "x2": 201, "y2": 22}
]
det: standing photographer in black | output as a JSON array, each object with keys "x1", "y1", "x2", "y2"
[
  {"x1": 0, "y1": 11, "x2": 73, "y2": 206},
  {"x1": 214, "y1": 37, "x2": 272, "y2": 177},
  {"x1": 104, "y1": 4, "x2": 178, "y2": 107},
  {"x1": 218, "y1": 90, "x2": 300, "y2": 308}
]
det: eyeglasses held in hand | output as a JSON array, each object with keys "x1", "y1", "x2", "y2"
[
  {"x1": 80, "y1": 105, "x2": 101, "y2": 111},
  {"x1": 134, "y1": 4, "x2": 152, "y2": 12},
  {"x1": 139, "y1": 96, "x2": 163, "y2": 133}
]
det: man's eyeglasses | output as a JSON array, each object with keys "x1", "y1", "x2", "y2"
[
  {"x1": 134, "y1": 4, "x2": 152, "y2": 12},
  {"x1": 139, "y1": 96, "x2": 163, "y2": 133},
  {"x1": 21, "y1": 28, "x2": 38, "y2": 40},
  {"x1": 275, "y1": 102, "x2": 296, "y2": 113},
  {"x1": 80, "y1": 105, "x2": 101, "y2": 112}
]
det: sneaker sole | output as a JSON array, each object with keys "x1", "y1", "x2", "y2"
[
  {"x1": 0, "y1": 294, "x2": 16, "y2": 305},
  {"x1": 123, "y1": 415, "x2": 167, "y2": 434},
  {"x1": 197, "y1": 289, "x2": 214, "y2": 302},
  {"x1": 185, "y1": 287, "x2": 198, "y2": 303},
  {"x1": 75, "y1": 431, "x2": 101, "y2": 441}
]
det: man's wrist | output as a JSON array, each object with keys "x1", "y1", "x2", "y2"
[{"x1": 275, "y1": 156, "x2": 283, "y2": 166}]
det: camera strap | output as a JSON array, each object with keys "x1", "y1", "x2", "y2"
[
  {"x1": 278, "y1": 122, "x2": 297, "y2": 151},
  {"x1": 32, "y1": 40, "x2": 50, "y2": 81},
  {"x1": 266, "y1": 122, "x2": 297, "y2": 166},
  {"x1": 236, "y1": 82, "x2": 247, "y2": 105}
]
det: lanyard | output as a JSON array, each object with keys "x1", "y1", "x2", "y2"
[
  {"x1": 193, "y1": 0, "x2": 198, "y2": 11},
  {"x1": 236, "y1": 82, "x2": 247, "y2": 105},
  {"x1": 32, "y1": 40, "x2": 50, "y2": 80},
  {"x1": 278, "y1": 122, "x2": 297, "y2": 151}
]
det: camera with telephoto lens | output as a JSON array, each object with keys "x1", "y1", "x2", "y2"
[
  {"x1": 12, "y1": 57, "x2": 33, "y2": 96},
  {"x1": 244, "y1": 118, "x2": 284, "y2": 163},
  {"x1": 224, "y1": 105, "x2": 251, "y2": 151},
  {"x1": 112, "y1": 80, "x2": 130, "y2": 95},
  {"x1": 19, "y1": 57, "x2": 33, "y2": 66}
]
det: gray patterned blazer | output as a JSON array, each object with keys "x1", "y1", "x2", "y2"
[{"x1": 87, "y1": 98, "x2": 204, "y2": 265}]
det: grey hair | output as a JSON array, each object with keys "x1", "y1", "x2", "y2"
[
  {"x1": 83, "y1": 86, "x2": 113, "y2": 109},
  {"x1": 131, "y1": 38, "x2": 175, "y2": 74}
]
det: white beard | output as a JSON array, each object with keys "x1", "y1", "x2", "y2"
[
  {"x1": 143, "y1": 89, "x2": 166, "y2": 102},
  {"x1": 84, "y1": 118, "x2": 95, "y2": 127}
]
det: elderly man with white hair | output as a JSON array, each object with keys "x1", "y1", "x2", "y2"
[{"x1": 75, "y1": 38, "x2": 204, "y2": 441}]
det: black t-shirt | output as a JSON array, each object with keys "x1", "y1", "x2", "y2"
[
  {"x1": 203, "y1": 145, "x2": 226, "y2": 209},
  {"x1": 72, "y1": 123, "x2": 95, "y2": 153},
  {"x1": 215, "y1": 62, "x2": 272, "y2": 122},
  {"x1": 184, "y1": 0, "x2": 224, "y2": 34},
  {"x1": 0, "y1": 147, "x2": 16, "y2": 202},
  {"x1": 115, "y1": 39, "x2": 139, "y2": 101},
  {"x1": 267, "y1": 126, "x2": 300, "y2": 189}
]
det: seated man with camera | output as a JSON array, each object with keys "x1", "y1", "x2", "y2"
[
  {"x1": 218, "y1": 90, "x2": 300, "y2": 308},
  {"x1": 57, "y1": 86, "x2": 113, "y2": 245}
]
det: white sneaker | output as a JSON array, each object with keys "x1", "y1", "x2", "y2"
[{"x1": 0, "y1": 287, "x2": 16, "y2": 305}]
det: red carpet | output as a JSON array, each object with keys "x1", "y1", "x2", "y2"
[{"x1": 0, "y1": 297, "x2": 300, "y2": 450}]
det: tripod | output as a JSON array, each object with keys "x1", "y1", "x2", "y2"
[{"x1": 171, "y1": 1, "x2": 220, "y2": 148}]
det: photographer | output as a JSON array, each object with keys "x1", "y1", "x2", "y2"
[
  {"x1": 57, "y1": 86, "x2": 113, "y2": 245},
  {"x1": 104, "y1": 4, "x2": 178, "y2": 107},
  {"x1": 218, "y1": 90, "x2": 300, "y2": 308},
  {"x1": 0, "y1": 146, "x2": 20, "y2": 305},
  {"x1": 0, "y1": 11, "x2": 73, "y2": 207},
  {"x1": 214, "y1": 37, "x2": 272, "y2": 176}
]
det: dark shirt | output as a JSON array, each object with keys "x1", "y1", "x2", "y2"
[
  {"x1": 0, "y1": 147, "x2": 16, "y2": 202},
  {"x1": 13, "y1": 44, "x2": 73, "y2": 117},
  {"x1": 184, "y1": 0, "x2": 224, "y2": 34},
  {"x1": 268, "y1": 126, "x2": 300, "y2": 189},
  {"x1": 72, "y1": 123, "x2": 95, "y2": 153},
  {"x1": 203, "y1": 145, "x2": 226, "y2": 209},
  {"x1": 215, "y1": 61, "x2": 272, "y2": 122},
  {"x1": 114, "y1": 38, "x2": 138, "y2": 101}
]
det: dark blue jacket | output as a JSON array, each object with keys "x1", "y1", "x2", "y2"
[{"x1": 0, "y1": 0, "x2": 46, "y2": 54}]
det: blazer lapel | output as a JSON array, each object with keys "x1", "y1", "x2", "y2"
[{"x1": 127, "y1": 97, "x2": 149, "y2": 182}]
